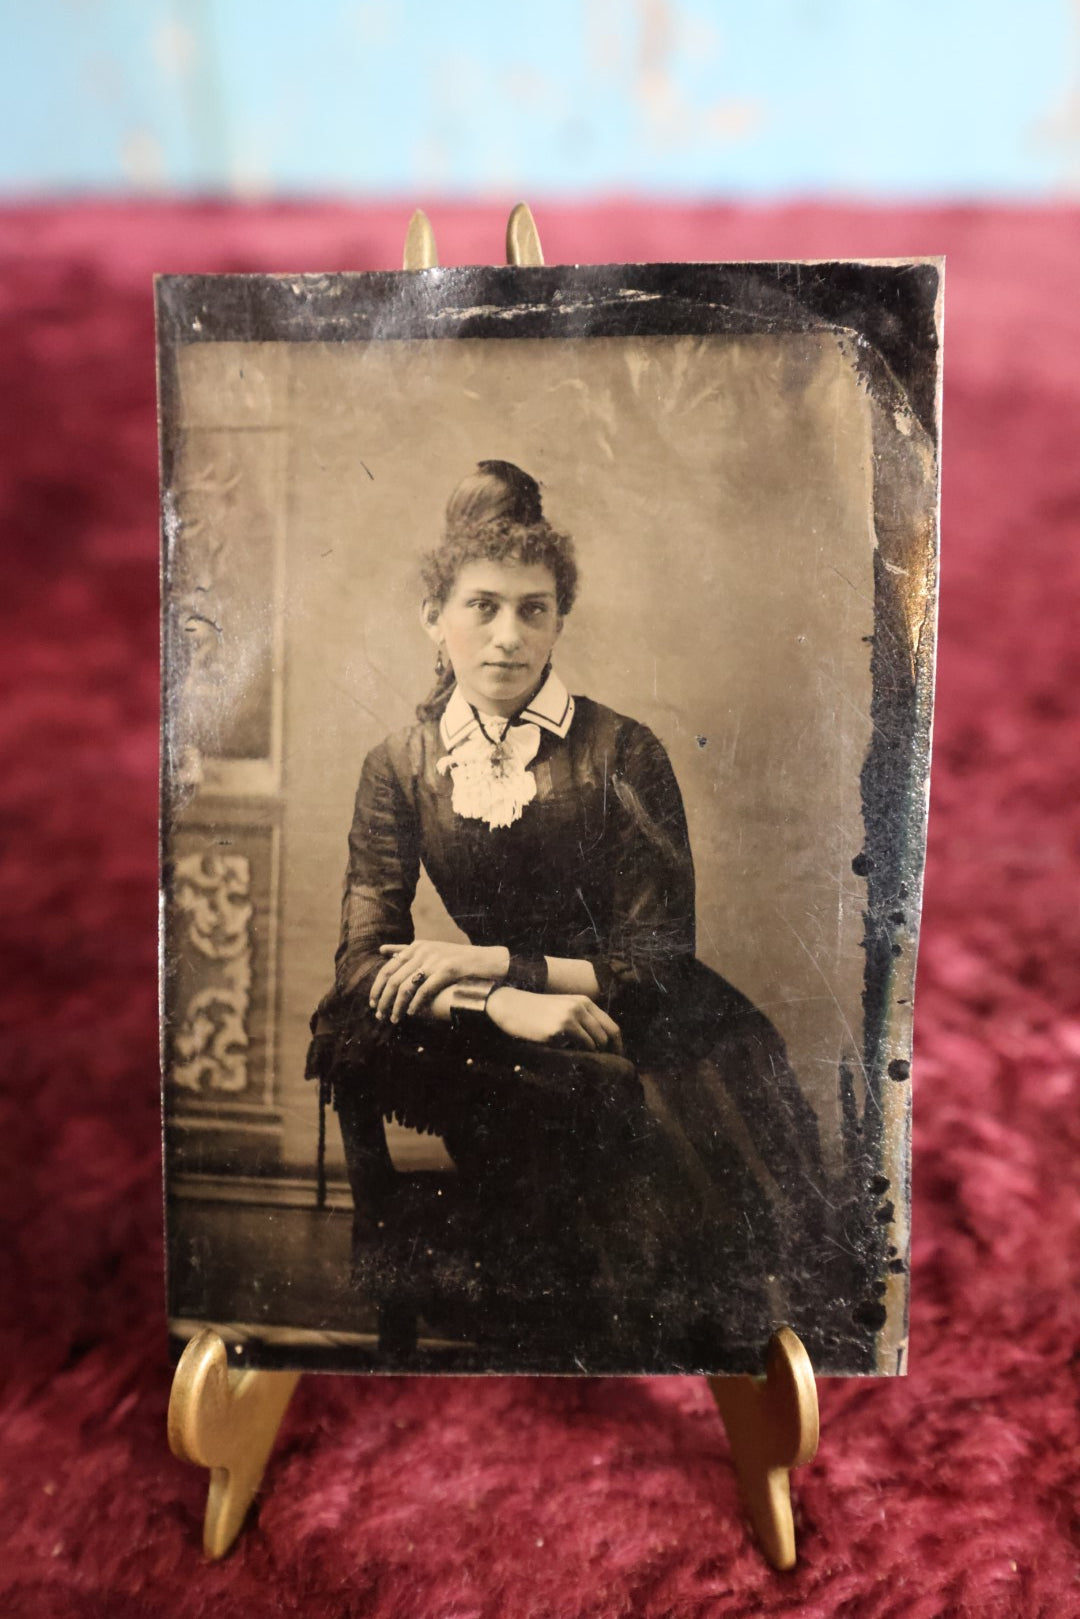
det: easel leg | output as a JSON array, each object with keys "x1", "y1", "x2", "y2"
[
  {"x1": 707, "y1": 1327, "x2": 819, "y2": 1570},
  {"x1": 168, "y1": 1328, "x2": 301, "y2": 1558}
]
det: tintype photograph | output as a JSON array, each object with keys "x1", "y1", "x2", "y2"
[{"x1": 158, "y1": 260, "x2": 940, "y2": 1377}]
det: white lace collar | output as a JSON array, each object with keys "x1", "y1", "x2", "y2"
[
  {"x1": 435, "y1": 671, "x2": 575, "y2": 829},
  {"x1": 438, "y1": 668, "x2": 575, "y2": 752}
]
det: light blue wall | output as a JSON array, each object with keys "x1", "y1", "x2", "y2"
[{"x1": 2, "y1": 0, "x2": 1077, "y2": 197}]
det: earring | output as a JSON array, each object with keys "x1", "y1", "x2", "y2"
[{"x1": 435, "y1": 645, "x2": 446, "y2": 677}]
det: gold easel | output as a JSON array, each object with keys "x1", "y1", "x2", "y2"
[{"x1": 167, "y1": 205, "x2": 820, "y2": 1570}]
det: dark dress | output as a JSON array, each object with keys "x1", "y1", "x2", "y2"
[{"x1": 308, "y1": 688, "x2": 825, "y2": 1371}]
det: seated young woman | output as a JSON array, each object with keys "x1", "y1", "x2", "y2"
[{"x1": 308, "y1": 460, "x2": 825, "y2": 1370}]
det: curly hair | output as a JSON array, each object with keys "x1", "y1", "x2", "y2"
[
  {"x1": 419, "y1": 461, "x2": 579, "y2": 616},
  {"x1": 421, "y1": 516, "x2": 579, "y2": 616}
]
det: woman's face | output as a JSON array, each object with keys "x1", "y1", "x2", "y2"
[{"x1": 426, "y1": 558, "x2": 563, "y2": 716}]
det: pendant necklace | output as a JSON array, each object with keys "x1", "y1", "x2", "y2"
[{"x1": 472, "y1": 708, "x2": 512, "y2": 778}]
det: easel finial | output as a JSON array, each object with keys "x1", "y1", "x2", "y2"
[
  {"x1": 506, "y1": 202, "x2": 544, "y2": 266},
  {"x1": 403, "y1": 210, "x2": 438, "y2": 270}
]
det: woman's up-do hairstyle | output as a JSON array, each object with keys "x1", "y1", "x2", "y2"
[
  {"x1": 421, "y1": 460, "x2": 578, "y2": 616},
  {"x1": 416, "y1": 461, "x2": 579, "y2": 720}
]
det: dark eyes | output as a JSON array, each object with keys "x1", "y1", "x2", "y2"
[{"x1": 467, "y1": 599, "x2": 549, "y2": 619}]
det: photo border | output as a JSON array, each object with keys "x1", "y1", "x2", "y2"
[{"x1": 158, "y1": 260, "x2": 942, "y2": 1376}]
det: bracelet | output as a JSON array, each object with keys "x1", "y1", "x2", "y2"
[
  {"x1": 505, "y1": 954, "x2": 549, "y2": 994},
  {"x1": 448, "y1": 978, "x2": 498, "y2": 1027}
]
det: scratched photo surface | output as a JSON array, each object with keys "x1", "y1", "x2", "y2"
[{"x1": 158, "y1": 263, "x2": 940, "y2": 1376}]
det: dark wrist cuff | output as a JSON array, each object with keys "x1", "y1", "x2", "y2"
[{"x1": 505, "y1": 954, "x2": 548, "y2": 993}]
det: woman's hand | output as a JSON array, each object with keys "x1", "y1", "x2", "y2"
[
  {"x1": 485, "y1": 987, "x2": 624, "y2": 1054},
  {"x1": 370, "y1": 940, "x2": 509, "y2": 1022}
]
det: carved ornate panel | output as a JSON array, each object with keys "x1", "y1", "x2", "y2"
[
  {"x1": 164, "y1": 813, "x2": 281, "y2": 1175},
  {"x1": 161, "y1": 344, "x2": 288, "y2": 1178}
]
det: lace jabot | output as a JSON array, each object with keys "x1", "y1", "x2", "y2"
[{"x1": 436, "y1": 671, "x2": 576, "y2": 831}]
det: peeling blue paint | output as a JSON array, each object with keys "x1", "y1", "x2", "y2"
[{"x1": 1, "y1": 1, "x2": 1076, "y2": 197}]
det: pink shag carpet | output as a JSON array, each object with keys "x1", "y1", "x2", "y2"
[{"x1": 0, "y1": 203, "x2": 1077, "y2": 1618}]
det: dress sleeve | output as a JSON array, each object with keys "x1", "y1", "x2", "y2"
[
  {"x1": 333, "y1": 740, "x2": 421, "y2": 1001},
  {"x1": 590, "y1": 722, "x2": 697, "y2": 1019}
]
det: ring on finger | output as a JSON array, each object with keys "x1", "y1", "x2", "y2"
[{"x1": 410, "y1": 970, "x2": 426, "y2": 987}]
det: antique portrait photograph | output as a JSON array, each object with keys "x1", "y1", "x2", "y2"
[{"x1": 158, "y1": 260, "x2": 940, "y2": 1377}]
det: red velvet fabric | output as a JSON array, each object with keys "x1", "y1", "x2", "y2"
[{"x1": 1, "y1": 203, "x2": 1077, "y2": 1617}]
